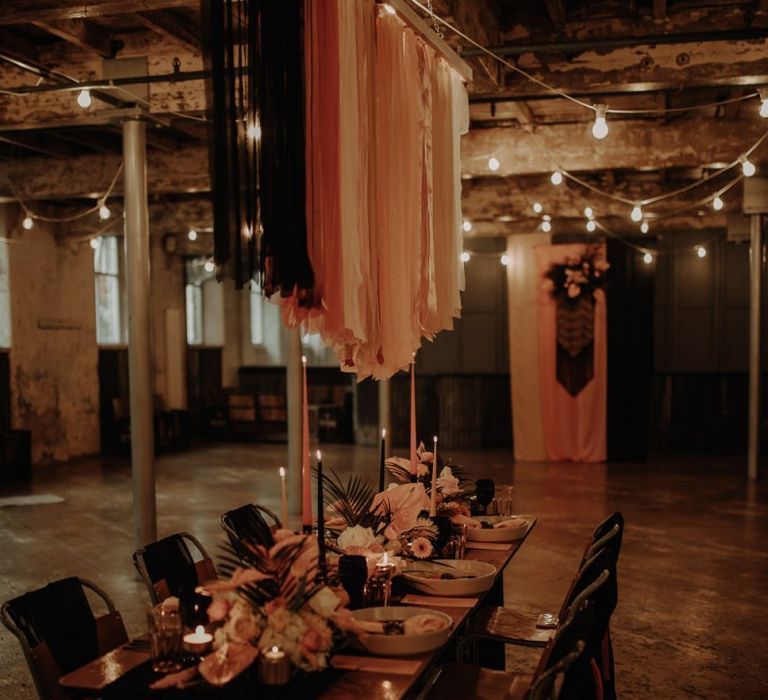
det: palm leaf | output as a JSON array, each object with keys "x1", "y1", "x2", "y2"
[{"x1": 319, "y1": 467, "x2": 385, "y2": 532}]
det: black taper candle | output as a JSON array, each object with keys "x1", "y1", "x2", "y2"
[
  {"x1": 378, "y1": 429, "x2": 386, "y2": 492},
  {"x1": 316, "y1": 449, "x2": 326, "y2": 570}
]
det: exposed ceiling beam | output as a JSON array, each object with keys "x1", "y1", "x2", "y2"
[
  {"x1": 753, "y1": 0, "x2": 768, "y2": 28},
  {"x1": 653, "y1": 0, "x2": 667, "y2": 21},
  {"x1": 461, "y1": 117, "x2": 768, "y2": 178},
  {"x1": 134, "y1": 10, "x2": 201, "y2": 53},
  {"x1": 544, "y1": 0, "x2": 566, "y2": 30},
  {"x1": 30, "y1": 18, "x2": 114, "y2": 58},
  {"x1": 0, "y1": 29, "x2": 39, "y2": 61},
  {"x1": 0, "y1": 0, "x2": 195, "y2": 24},
  {"x1": 0, "y1": 132, "x2": 75, "y2": 158}
]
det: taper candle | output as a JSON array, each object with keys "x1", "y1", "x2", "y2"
[
  {"x1": 302, "y1": 355, "x2": 311, "y2": 532},
  {"x1": 429, "y1": 435, "x2": 439, "y2": 516},
  {"x1": 409, "y1": 356, "x2": 417, "y2": 481},
  {"x1": 316, "y1": 449, "x2": 325, "y2": 569},
  {"x1": 279, "y1": 466, "x2": 288, "y2": 527},
  {"x1": 378, "y1": 428, "x2": 386, "y2": 492}
]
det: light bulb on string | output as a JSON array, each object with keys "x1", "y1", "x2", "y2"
[
  {"x1": 630, "y1": 204, "x2": 643, "y2": 222},
  {"x1": 591, "y1": 104, "x2": 609, "y2": 140},
  {"x1": 488, "y1": 156, "x2": 500, "y2": 172},
  {"x1": 462, "y1": 219, "x2": 473, "y2": 232},
  {"x1": 460, "y1": 251, "x2": 471, "y2": 263},
  {"x1": 204, "y1": 260, "x2": 215, "y2": 273},
  {"x1": 22, "y1": 214, "x2": 33, "y2": 230},
  {"x1": 586, "y1": 219, "x2": 597, "y2": 233},
  {"x1": 697, "y1": 246, "x2": 707, "y2": 258},
  {"x1": 760, "y1": 89, "x2": 768, "y2": 118},
  {"x1": 188, "y1": 229, "x2": 198, "y2": 241},
  {"x1": 246, "y1": 120, "x2": 262, "y2": 142},
  {"x1": 742, "y1": 158, "x2": 756, "y2": 177},
  {"x1": 541, "y1": 220, "x2": 552, "y2": 233},
  {"x1": 532, "y1": 202, "x2": 543, "y2": 214},
  {"x1": 500, "y1": 254, "x2": 510, "y2": 266},
  {"x1": 383, "y1": 3, "x2": 396, "y2": 14},
  {"x1": 550, "y1": 170, "x2": 563, "y2": 186},
  {"x1": 640, "y1": 221, "x2": 650, "y2": 234},
  {"x1": 584, "y1": 206, "x2": 594, "y2": 219},
  {"x1": 643, "y1": 252, "x2": 654, "y2": 265},
  {"x1": 90, "y1": 238, "x2": 100, "y2": 250},
  {"x1": 98, "y1": 201, "x2": 111, "y2": 220},
  {"x1": 77, "y1": 88, "x2": 92, "y2": 109},
  {"x1": 712, "y1": 196, "x2": 724, "y2": 211}
]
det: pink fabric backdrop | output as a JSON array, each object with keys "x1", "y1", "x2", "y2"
[{"x1": 535, "y1": 244, "x2": 607, "y2": 462}]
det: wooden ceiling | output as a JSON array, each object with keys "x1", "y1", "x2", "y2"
[{"x1": 0, "y1": 0, "x2": 766, "y2": 241}]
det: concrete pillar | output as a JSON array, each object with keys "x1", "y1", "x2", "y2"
[
  {"x1": 123, "y1": 117, "x2": 157, "y2": 547},
  {"x1": 748, "y1": 214, "x2": 763, "y2": 482},
  {"x1": 286, "y1": 328, "x2": 303, "y2": 516}
]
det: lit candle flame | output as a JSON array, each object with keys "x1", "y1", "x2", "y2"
[
  {"x1": 194, "y1": 625, "x2": 205, "y2": 638},
  {"x1": 382, "y1": 428, "x2": 386, "y2": 438},
  {"x1": 381, "y1": 551, "x2": 389, "y2": 565},
  {"x1": 301, "y1": 355, "x2": 307, "y2": 365},
  {"x1": 271, "y1": 646, "x2": 279, "y2": 654},
  {"x1": 279, "y1": 466, "x2": 286, "y2": 478},
  {"x1": 433, "y1": 435, "x2": 438, "y2": 444},
  {"x1": 316, "y1": 450, "x2": 322, "y2": 460}
]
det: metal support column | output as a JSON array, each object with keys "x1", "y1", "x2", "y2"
[
  {"x1": 378, "y1": 379, "x2": 391, "y2": 442},
  {"x1": 748, "y1": 214, "x2": 763, "y2": 482},
  {"x1": 286, "y1": 328, "x2": 303, "y2": 516},
  {"x1": 123, "y1": 116, "x2": 157, "y2": 548}
]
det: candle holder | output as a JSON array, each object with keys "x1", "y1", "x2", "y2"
[
  {"x1": 182, "y1": 624, "x2": 213, "y2": 657},
  {"x1": 259, "y1": 646, "x2": 291, "y2": 686},
  {"x1": 364, "y1": 556, "x2": 395, "y2": 607}
]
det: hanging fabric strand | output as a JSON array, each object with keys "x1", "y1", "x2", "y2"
[{"x1": 201, "y1": 0, "x2": 315, "y2": 296}]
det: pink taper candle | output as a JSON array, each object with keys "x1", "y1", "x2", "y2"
[
  {"x1": 301, "y1": 355, "x2": 311, "y2": 530},
  {"x1": 429, "y1": 436, "x2": 438, "y2": 516},
  {"x1": 279, "y1": 466, "x2": 288, "y2": 528},
  {"x1": 409, "y1": 357, "x2": 417, "y2": 479}
]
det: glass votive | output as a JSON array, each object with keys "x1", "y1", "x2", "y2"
[
  {"x1": 259, "y1": 646, "x2": 291, "y2": 686},
  {"x1": 363, "y1": 572, "x2": 392, "y2": 608},
  {"x1": 147, "y1": 606, "x2": 184, "y2": 673}
]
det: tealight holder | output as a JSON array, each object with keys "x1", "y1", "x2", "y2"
[
  {"x1": 182, "y1": 624, "x2": 213, "y2": 657},
  {"x1": 259, "y1": 646, "x2": 291, "y2": 686},
  {"x1": 364, "y1": 556, "x2": 395, "y2": 607}
]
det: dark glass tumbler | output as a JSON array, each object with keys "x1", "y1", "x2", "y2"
[
  {"x1": 339, "y1": 555, "x2": 368, "y2": 610},
  {"x1": 475, "y1": 479, "x2": 496, "y2": 515}
]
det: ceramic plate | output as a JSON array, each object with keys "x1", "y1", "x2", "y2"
[
  {"x1": 465, "y1": 515, "x2": 533, "y2": 543},
  {"x1": 351, "y1": 606, "x2": 453, "y2": 656},
  {"x1": 403, "y1": 559, "x2": 497, "y2": 597}
]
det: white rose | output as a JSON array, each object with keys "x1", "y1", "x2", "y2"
[
  {"x1": 337, "y1": 525, "x2": 377, "y2": 551},
  {"x1": 308, "y1": 586, "x2": 341, "y2": 618},
  {"x1": 436, "y1": 468, "x2": 461, "y2": 496}
]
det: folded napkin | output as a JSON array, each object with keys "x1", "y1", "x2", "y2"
[
  {"x1": 493, "y1": 517, "x2": 527, "y2": 530},
  {"x1": 331, "y1": 655, "x2": 421, "y2": 675},
  {"x1": 149, "y1": 667, "x2": 199, "y2": 690},
  {"x1": 357, "y1": 612, "x2": 449, "y2": 636},
  {"x1": 450, "y1": 514, "x2": 481, "y2": 529},
  {"x1": 401, "y1": 594, "x2": 475, "y2": 608},
  {"x1": 466, "y1": 542, "x2": 513, "y2": 551}
]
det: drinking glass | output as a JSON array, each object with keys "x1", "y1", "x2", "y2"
[
  {"x1": 475, "y1": 479, "x2": 495, "y2": 514},
  {"x1": 494, "y1": 485, "x2": 515, "y2": 518},
  {"x1": 147, "y1": 606, "x2": 183, "y2": 673},
  {"x1": 444, "y1": 523, "x2": 467, "y2": 560},
  {"x1": 338, "y1": 555, "x2": 368, "y2": 610}
]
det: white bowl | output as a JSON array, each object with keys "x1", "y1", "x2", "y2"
[
  {"x1": 403, "y1": 559, "x2": 497, "y2": 597},
  {"x1": 465, "y1": 515, "x2": 532, "y2": 543},
  {"x1": 351, "y1": 606, "x2": 453, "y2": 656}
]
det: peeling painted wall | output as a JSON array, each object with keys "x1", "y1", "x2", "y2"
[{"x1": 6, "y1": 210, "x2": 99, "y2": 464}]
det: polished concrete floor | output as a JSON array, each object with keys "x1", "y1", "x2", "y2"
[{"x1": 1, "y1": 444, "x2": 766, "y2": 699}]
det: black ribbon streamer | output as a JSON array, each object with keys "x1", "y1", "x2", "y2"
[{"x1": 201, "y1": 0, "x2": 315, "y2": 297}]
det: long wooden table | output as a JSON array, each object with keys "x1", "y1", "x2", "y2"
[{"x1": 60, "y1": 517, "x2": 536, "y2": 699}]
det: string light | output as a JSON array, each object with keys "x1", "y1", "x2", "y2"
[
  {"x1": 500, "y1": 254, "x2": 510, "y2": 266},
  {"x1": 488, "y1": 156, "x2": 500, "y2": 172},
  {"x1": 584, "y1": 206, "x2": 594, "y2": 219},
  {"x1": 591, "y1": 105, "x2": 609, "y2": 140},
  {"x1": 246, "y1": 120, "x2": 261, "y2": 141},
  {"x1": 541, "y1": 220, "x2": 552, "y2": 232},
  {"x1": 630, "y1": 204, "x2": 643, "y2": 222},
  {"x1": 760, "y1": 89, "x2": 768, "y2": 118},
  {"x1": 532, "y1": 202, "x2": 543, "y2": 214},
  {"x1": 640, "y1": 221, "x2": 650, "y2": 234},
  {"x1": 204, "y1": 260, "x2": 215, "y2": 273},
  {"x1": 550, "y1": 170, "x2": 563, "y2": 186},
  {"x1": 188, "y1": 229, "x2": 198, "y2": 241},
  {"x1": 383, "y1": 3, "x2": 396, "y2": 14},
  {"x1": 76, "y1": 88, "x2": 92, "y2": 109},
  {"x1": 697, "y1": 246, "x2": 707, "y2": 258},
  {"x1": 462, "y1": 219, "x2": 473, "y2": 232},
  {"x1": 460, "y1": 251, "x2": 471, "y2": 262},
  {"x1": 643, "y1": 252, "x2": 654, "y2": 265},
  {"x1": 90, "y1": 238, "x2": 100, "y2": 250},
  {"x1": 742, "y1": 157, "x2": 756, "y2": 177},
  {"x1": 98, "y1": 201, "x2": 111, "y2": 220},
  {"x1": 22, "y1": 214, "x2": 33, "y2": 230},
  {"x1": 712, "y1": 196, "x2": 724, "y2": 211},
  {"x1": 586, "y1": 219, "x2": 597, "y2": 232}
]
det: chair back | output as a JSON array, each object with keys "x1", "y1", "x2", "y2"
[
  {"x1": 526, "y1": 640, "x2": 585, "y2": 700},
  {"x1": 578, "y1": 512, "x2": 624, "y2": 568},
  {"x1": 1, "y1": 577, "x2": 127, "y2": 700},
  {"x1": 221, "y1": 503, "x2": 281, "y2": 557},
  {"x1": 133, "y1": 532, "x2": 215, "y2": 604}
]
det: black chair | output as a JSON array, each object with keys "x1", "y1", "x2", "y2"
[
  {"x1": 1, "y1": 577, "x2": 128, "y2": 700},
  {"x1": 220, "y1": 503, "x2": 281, "y2": 557},
  {"x1": 133, "y1": 532, "x2": 216, "y2": 605},
  {"x1": 459, "y1": 513, "x2": 623, "y2": 654}
]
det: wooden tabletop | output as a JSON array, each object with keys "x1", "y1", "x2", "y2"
[{"x1": 59, "y1": 517, "x2": 536, "y2": 699}]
